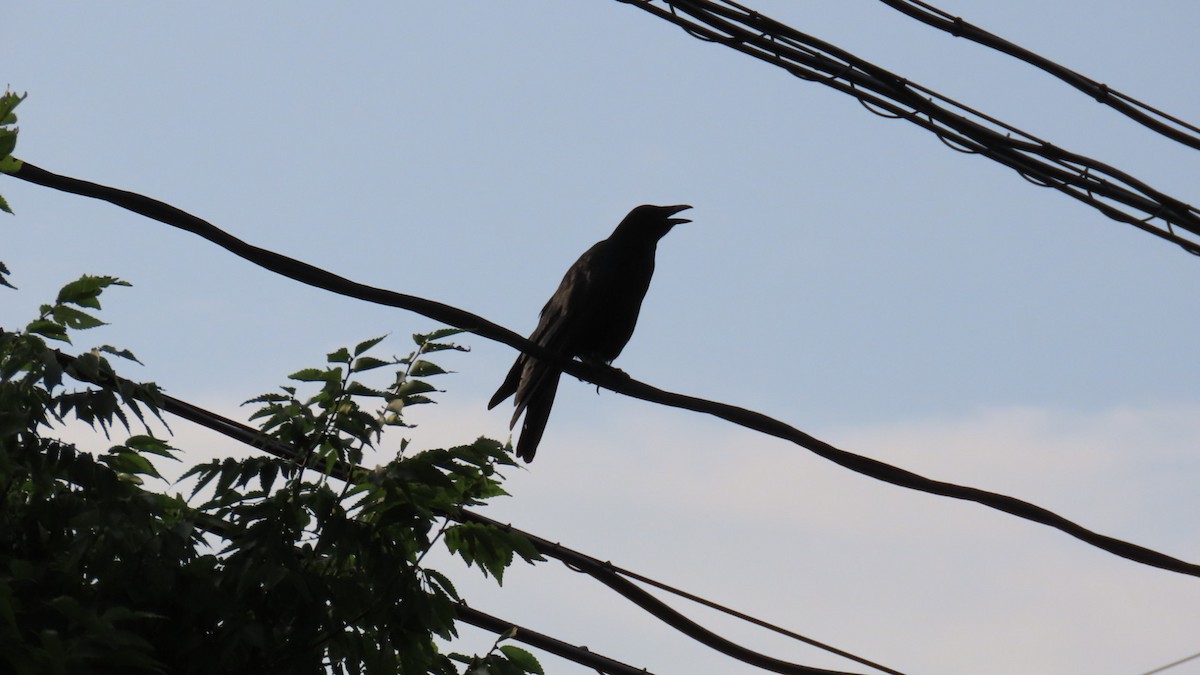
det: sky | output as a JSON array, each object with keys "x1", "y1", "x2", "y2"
[{"x1": 5, "y1": 1, "x2": 1200, "y2": 673}]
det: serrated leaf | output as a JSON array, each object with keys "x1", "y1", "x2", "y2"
[
  {"x1": 350, "y1": 355, "x2": 392, "y2": 373},
  {"x1": 289, "y1": 367, "x2": 333, "y2": 382},
  {"x1": 408, "y1": 360, "x2": 447, "y2": 377},
  {"x1": 0, "y1": 153, "x2": 21, "y2": 177},
  {"x1": 259, "y1": 461, "x2": 278, "y2": 492},
  {"x1": 50, "y1": 305, "x2": 106, "y2": 330},
  {"x1": 414, "y1": 328, "x2": 463, "y2": 344},
  {"x1": 55, "y1": 275, "x2": 128, "y2": 308},
  {"x1": 99, "y1": 345, "x2": 143, "y2": 364},
  {"x1": 26, "y1": 319, "x2": 69, "y2": 343},
  {"x1": 36, "y1": 348, "x2": 64, "y2": 389},
  {"x1": 401, "y1": 394, "x2": 435, "y2": 406},
  {"x1": 180, "y1": 463, "x2": 220, "y2": 498},
  {"x1": 396, "y1": 380, "x2": 437, "y2": 397},
  {"x1": 242, "y1": 392, "x2": 292, "y2": 405},
  {"x1": 0, "y1": 193, "x2": 12, "y2": 216},
  {"x1": 419, "y1": 341, "x2": 470, "y2": 354},
  {"x1": 498, "y1": 646, "x2": 543, "y2": 675},
  {"x1": 353, "y1": 334, "x2": 388, "y2": 356},
  {"x1": 423, "y1": 569, "x2": 459, "y2": 600},
  {"x1": 344, "y1": 381, "x2": 386, "y2": 398},
  {"x1": 124, "y1": 435, "x2": 177, "y2": 459},
  {"x1": 326, "y1": 347, "x2": 351, "y2": 364},
  {"x1": 103, "y1": 449, "x2": 160, "y2": 478},
  {"x1": 0, "y1": 91, "x2": 24, "y2": 124},
  {"x1": 0, "y1": 132, "x2": 15, "y2": 161}
]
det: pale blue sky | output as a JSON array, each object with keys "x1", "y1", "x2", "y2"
[{"x1": 6, "y1": 2, "x2": 1200, "y2": 673}]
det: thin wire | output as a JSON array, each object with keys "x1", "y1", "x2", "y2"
[
  {"x1": 42, "y1": 347, "x2": 884, "y2": 674},
  {"x1": 608, "y1": 564, "x2": 905, "y2": 675},
  {"x1": 618, "y1": 0, "x2": 1200, "y2": 255},
  {"x1": 1138, "y1": 649, "x2": 1200, "y2": 675},
  {"x1": 17, "y1": 165, "x2": 1200, "y2": 578},
  {"x1": 875, "y1": 0, "x2": 1200, "y2": 150}
]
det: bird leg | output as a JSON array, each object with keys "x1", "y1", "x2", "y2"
[{"x1": 578, "y1": 357, "x2": 630, "y2": 394}]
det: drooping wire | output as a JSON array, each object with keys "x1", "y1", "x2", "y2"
[
  {"x1": 42, "y1": 346, "x2": 886, "y2": 675},
  {"x1": 13, "y1": 161, "x2": 1200, "y2": 580},
  {"x1": 1137, "y1": 648, "x2": 1200, "y2": 675},
  {"x1": 874, "y1": 0, "x2": 1200, "y2": 151},
  {"x1": 617, "y1": 0, "x2": 1200, "y2": 256}
]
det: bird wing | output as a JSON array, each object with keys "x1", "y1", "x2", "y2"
[
  {"x1": 529, "y1": 242, "x2": 607, "y2": 350},
  {"x1": 505, "y1": 243, "x2": 605, "y2": 424},
  {"x1": 487, "y1": 246, "x2": 597, "y2": 411}
]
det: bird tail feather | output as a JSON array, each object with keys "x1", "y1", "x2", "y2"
[
  {"x1": 515, "y1": 371, "x2": 560, "y2": 462},
  {"x1": 487, "y1": 356, "x2": 525, "y2": 410}
]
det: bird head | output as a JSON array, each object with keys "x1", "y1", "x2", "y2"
[{"x1": 614, "y1": 204, "x2": 692, "y2": 240}]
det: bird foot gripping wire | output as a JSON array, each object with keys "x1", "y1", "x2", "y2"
[{"x1": 579, "y1": 359, "x2": 632, "y2": 394}]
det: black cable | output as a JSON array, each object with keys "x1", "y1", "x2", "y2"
[
  {"x1": 10, "y1": 162, "x2": 1200, "y2": 580},
  {"x1": 455, "y1": 604, "x2": 656, "y2": 675},
  {"x1": 42, "y1": 346, "x2": 884, "y2": 675},
  {"x1": 1137, "y1": 648, "x2": 1200, "y2": 675},
  {"x1": 615, "y1": 0, "x2": 1200, "y2": 255},
  {"x1": 875, "y1": 0, "x2": 1200, "y2": 150},
  {"x1": 459, "y1": 511, "x2": 904, "y2": 675}
]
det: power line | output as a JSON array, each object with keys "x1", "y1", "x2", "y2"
[
  {"x1": 1139, "y1": 649, "x2": 1200, "y2": 675},
  {"x1": 875, "y1": 0, "x2": 1200, "y2": 151},
  {"x1": 455, "y1": 603, "x2": 657, "y2": 675},
  {"x1": 13, "y1": 162, "x2": 1200, "y2": 579},
  {"x1": 43, "y1": 346, "x2": 886, "y2": 675},
  {"x1": 612, "y1": 563, "x2": 903, "y2": 675},
  {"x1": 615, "y1": 0, "x2": 1200, "y2": 256},
  {"x1": 461, "y1": 511, "x2": 905, "y2": 675}
]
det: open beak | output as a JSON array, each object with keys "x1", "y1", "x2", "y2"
[{"x1": 663, "y1": 204, "x2": 693, "y2": 226}]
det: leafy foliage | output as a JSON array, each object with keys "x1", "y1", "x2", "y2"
[
  {"x1": 0, "y1": 90, "x2": 25, "y2": 213},
  {"x1": 0, "y1": 271, "x2": 542, "y2": 674},
  {"x1": 452, "y1": 628, "x2": 545, "y2": 675}
]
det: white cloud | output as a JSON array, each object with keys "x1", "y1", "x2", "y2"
[{"x1": 443, "y1": 401, "x2": 1200, "y2": 674}]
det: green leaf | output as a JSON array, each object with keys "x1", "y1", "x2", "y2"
[
  {"x1": 259, "y1": 461, "x2": 279, "y2": 492},
  {"x1": 99, "y1": 345, "x2": 143, "y2": 364},
  {"x1": 50, "y1": 305, "x2": 106, "y2": 330},
  {"x1": 0, "y1": 91, "x2": 24, "y2": 125},
  {"x1": 55, "y1": 274, "x2": 129, "y2": 308},
  {"x1": 103, "y1": 449, "x2": 161, "y2": 478},
  {"x1": 396, "y1": 380, "x2": 437, "y2": 397},
  {"x1": 327, "y1": 347, "x2": 352, "y2": 364},
  {"x1": 242, "y1": 392, "x2": 292, "y2": 405},
  {"x1": 408, "y1": 360, "x2": 447, "y2": 377},
  {"x1": 414, "y1": 328, "x2": 463, "y2": 344},
  {"x1": 289, "y1": 367, "x2": 335, "y2": 382},
  {"x1": 423, "y1": 568, "x2": 459, "y2": 601},
  {"x1": 37, "y1": 347, "x2": 65, "y2": 389},
  {"x1": 350, "y1": 355, "x2": 392, "y2": 373},
  {"x1": 123, "y1": 435, "x2": 177, "y2": 460},
  {"x1": 419, "y1": 341, "x2": 470, "y2": 355},
  {"x1": 0, "y1": 132, "x2": 15, "y2": 162},
  {"x1": 0, "y1": 192, "x2": 11, "y2": 215},
  {"x1": 353, "y1": 334, "x2": 388, "y2": 356},
  {"x1": 26, "y1": 318, "x2": 70, "y2": 343},
  {"x1": 498, "y1": 646, "x2": 543, "y2": 675}
]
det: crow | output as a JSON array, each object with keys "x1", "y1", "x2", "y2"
[{"x1": 488, "y1": 204, "x2": 692, "y2": 462}]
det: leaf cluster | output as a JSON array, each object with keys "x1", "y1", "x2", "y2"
[
  {"x1": 0, "y1": 89, "x2": 24, "y2": 213},
  {"x1": 1, "y1": 272, "x2": 542, "y2": 674}
]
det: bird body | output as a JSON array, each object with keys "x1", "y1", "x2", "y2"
[{"x1": 489, "y1": 204, "x2": 691, "y2": 462}]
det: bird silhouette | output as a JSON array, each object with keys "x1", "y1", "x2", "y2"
[{"x1": 488, "y1": 204, "x2": 692, "y2": 462}]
